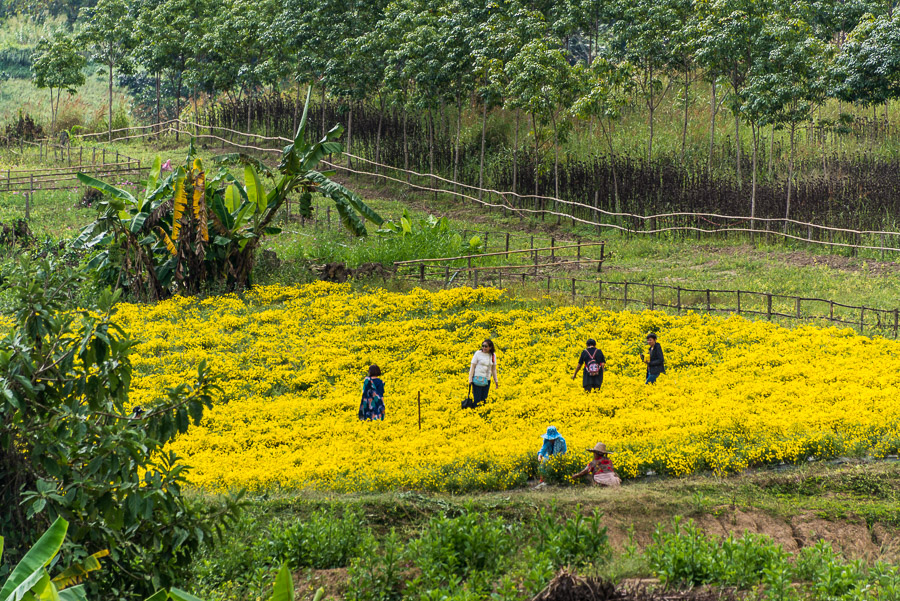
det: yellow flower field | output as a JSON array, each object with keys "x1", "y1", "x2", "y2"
[{"x1": 116, "y1": 282, "x2": 900, "y2": 492}]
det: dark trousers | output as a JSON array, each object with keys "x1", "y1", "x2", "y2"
[{"x1": 472, "y1": 382, "x2": 491, "y2": 406}]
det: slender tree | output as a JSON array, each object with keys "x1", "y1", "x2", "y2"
[
  {"x1": 78, "y1": 0, "x2": 137, "y2": 141},
  {"x1": 31, "y1": 32, "x2": 85, "y2": 134}
]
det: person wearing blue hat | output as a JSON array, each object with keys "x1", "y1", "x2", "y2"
[{"x1": 537, "y1": 426, "x2": 567, "y2": 462}]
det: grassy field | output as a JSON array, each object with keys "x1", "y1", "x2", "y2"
[
  {"x1": 184, "y1": 460, "x2": 900, "y2": 601},
  {"x1": 2, "y1": 135, "x2": 900, "y2": 321}
]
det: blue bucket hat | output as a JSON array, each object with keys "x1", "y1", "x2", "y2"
[{"x1": 541, "y1": 426, "x2": 561, "y2": 440}]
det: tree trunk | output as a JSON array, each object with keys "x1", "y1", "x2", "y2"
[
  {"x1": 320, "y1": 81, "x2": 326, "y2": 138},
  {"x1": 108, "y1": 60, "x2": 114, "y2": 142},
  {"x1": 428, "y1": 109, "x2": 435, "y2": 195},
  {"x1": 478, "y1": 93, "x2": 487, "y2": 201},
  {"x1": 647, "y1": 64, "x2": 655, "y2": 162},
  {"x1": 681, "y1": 70, "x2": 690, "y2": 163},
  {"x1": 292, "y1": 79, "x2": 300, "y2": 134},
  {"x1": 601, "y1": 120, "x2": 620, "y2": 212},
  {"x1": 402, "y1": 104, "x2": 409, "y2": 182},
  {"x1": 734, "y1": 112, "x2": 742, "y2": 188},
  {"x1": 513, "y1": 108, "x2": 519, "y2": 196},
  {"x1": 175, "y1": 73, "x2": 183, "y2": 142},
  {"x1": 156, "y1": 71, "x2": 161, "y2": 136},
  {"x1": 347, "y1": 103, "x2": 353, "y2": 168},
  {"x1": 784, "y1": 123, "x2": 795, "y2": 232},
  {"x1": 532, "y1": 111, "x2": 540, "y2": 215},
  {"x1": 453, "y1": 94, "x2": 462, "y2": 194},
  {"x1": 552, "y1": 112, "x2": 560, "y2": 225},
  {"x1": 375, "y1": 95, "x2": 384, "y2": 174},
  {"x1": 708, "y1": 79, "x2": 716, "y2": 175},
  {"x1": 750, "y1": 123, "x2": 758, "y2": 229}
]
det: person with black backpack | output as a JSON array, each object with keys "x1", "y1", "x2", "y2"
[{"x1": 572, "y1": 338, "x2": 606, "y2": 392}]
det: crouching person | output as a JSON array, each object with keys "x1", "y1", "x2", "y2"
[{"x1": 572, "y1": 442, "x2": 621, "y2": 487}]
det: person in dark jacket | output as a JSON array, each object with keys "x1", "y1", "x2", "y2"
[
  {"x1": 640, "y1": 333, "x2": 665, "y2": 384},
  {"x1": 572, "y1": 338, "x2": 606, "y2": 392}
]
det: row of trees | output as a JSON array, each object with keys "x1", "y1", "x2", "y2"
[{"x1": 27, "y1": 0, "x2": 900, "y2": 222}]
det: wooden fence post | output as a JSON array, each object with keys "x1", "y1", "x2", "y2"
[
  {"x1": 650, "y1": 284, "x2": 655, "y2": 310},
  {"x1": 623, "y1": 282, "x2": 629, "y2": 309},
  {"x1": 27, "y1": 174, "x2": 33, "y2": 220},
  {"x1": 598, "y1": 243, "x2": 604, "y2": 273},
  {"x1": 576, "y1": 237, "x2": 581, "y2": 270},
  {"x1": 533, "y1": 247, "x2": 539, "y2": 275},
  {"x1": 327, "y1": 206, "x2": 331, "y2": 228},
  {"x1": 419, "y1": 264, "x2": 425, "y2": 283},
  {"x1": 474, "y1": 269, "x2": 479, "y2": 287},
  {"x1": 706, "y1": 289, "x2": 711, "y2": 311},
  {"x1": 677, "y1": 287, "x2": 682, "y2": 313},
  {"x1": 830, "y1": 301, "x2": 834, "y2": 321},
  {"x1": 484, "y1": 232, "x2": 489, "y2": 253},
  {"x1": 599, "y1": 281, "x2": 603, "y2": 300},
  {"x1": 505, "y1": 232, "x2": 510, "y2": 253},
  {"x1": 103, "y1": 149, "x2": 106, "y2": 164},
  {"x1": 571, "y1": 278, "x2": 576, "y2": 301},
  {"x1": 894, "y1": 309, "x2": 898, "y2": 338},
  {"x1": 92, "y1": 148, "x2": 96, "y2": 164},
  {"x1": 550, "y1": 237, "x2": 555, "y2": 260},
  {"x1": 767, "y1": 294, "x2": 773, "y2": 320},
  {"x1": 860, "y1": 307, "x2": 865, "y2": 335},
  {"x1": 736, "y1": 291, "x2": 741, "y2": 315}
]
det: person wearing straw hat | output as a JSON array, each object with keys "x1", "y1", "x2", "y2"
[
  {"x1": 537, "y1": 426, "x2": 567, "y2": 462},
  {"x1": 571, "y1": 442, "x2": 621, "y2": 487}
]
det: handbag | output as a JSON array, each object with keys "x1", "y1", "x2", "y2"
[
  {"x1": 472, "y1": 375, "x2": 490, "y2": 387},
  {"x1": 461, "y1": 384, "x2": 474, "y2": 410}
]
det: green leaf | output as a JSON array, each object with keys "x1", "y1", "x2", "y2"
[
  {"x1": 400, "y1": 216, "x2": 412, "y2": 235},
  {"x1": 145, "y1": 156, "x2": 162, "y2": 200},
  {"x1": 76, "y1": 174, "x2": 137, "y2": 210},
  {"x1": 244, "y1": 166, "x2": 265, "y2": 214},
  {"x1": 270, "y1": 564, "x2": 294, "y2": 601},
  {"x1": 0, "y1": 517, "x2": 67, "y2": 601},
  {"x1": 224, "y1": 184, "x2": 240, "y2": 213},
  {"x1": 167, "y1": 588, "x2": 206, "y2": 601},
  {"x1": 58, "y1": 586, "x2": 86, "y2": 601},
  {"x1": 142, "y1": 591, "x2": 169, "y2": 601}
]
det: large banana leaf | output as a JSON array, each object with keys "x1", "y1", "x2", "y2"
[
  {"x1": 76, "y1": 174, "x2": 137, "y2": 211},
  {"x1": 0, "y1": 517, "x2": 67, "y2": 601},
  {"x1": 269, "y1": 564, "x2": 294, "y2": 601},
  {"x1": 305, "y1": 172, "x2": 383, "y2": 226},
  {"x1": 244, "y1": 166, "x2": 265, "y2": 214}
]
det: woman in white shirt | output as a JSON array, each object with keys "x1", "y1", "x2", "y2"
[{"x1": 468, "y1": 339, "x2": 499, "y2": 407}]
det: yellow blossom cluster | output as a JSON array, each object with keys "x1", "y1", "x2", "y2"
[{"x1": 115, "y1": 282, "x2": 900, "y2": 492}]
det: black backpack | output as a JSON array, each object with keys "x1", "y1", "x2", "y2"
[{"x1": 585, "y1": 349, "x2": 601, "y2": 377}]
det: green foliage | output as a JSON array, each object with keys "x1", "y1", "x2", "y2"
[
  {"x1": 645, "y1": 518, "x2": 719, "y2": 586},
  {"x1": 271, "y1": 507, "x2": 364, "y2": 570},
  {"x1": 408, "y1": 507, "x2": 513, "y2": 582},
  {"x1": 30, "y1": 31, "x2": 85, "y2": 133},
  {"x1": 346, "y1": 531, "x2": 405, "y2": 601},
  {"x1": 0, "y1": 258, "x2": 240, "y2": 598},
  {"x1": 74, "y1": 91, "x2": 382, "y2": 299},
  {"x1": 533, "y1": 506, "x2": 610, "y2": 568}
]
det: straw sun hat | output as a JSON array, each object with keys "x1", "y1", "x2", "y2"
[{"x1": 588, "y1": 442, "x2": 614, "y2": 455}]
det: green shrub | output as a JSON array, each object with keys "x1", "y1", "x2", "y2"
[
  {"x1": 533, "y1": 505, "x2": 610, "y2": 568},
  {"x1": 409, "y1": 506, "x2": 513, "y2": 582},
  {"x1": 347, "y1": 530, "x2": 405, "y2": 601},
  {"x1": 271, "y1": 506, "x2": 365, "y2": 569},
  {"x1": 537, "y1": 451, "x2": 589, "y2": 485},
  {"x1": 645, "y1": 518, "x2": 719, "y2": 586},
  {"x1": 713, "y1": 532, "x2": 785, "y2": 588}
]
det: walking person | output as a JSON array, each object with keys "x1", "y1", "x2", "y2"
[
  {"x1": 571, "y1": 442, "x2": 621, "y2": 487},
  {"x1": 358, "y1": 365, "x2": 385, "y2": 421},
  {"x1": 573, "y1": 338, "x2": 606, "y2": 392},
  {"x1": 468, "y1": 339, "x2": 498, "y2": 407},
  {"x1": 641, "y1": 333, "x2": 665, "y2": 384}
]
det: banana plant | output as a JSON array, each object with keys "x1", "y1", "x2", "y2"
[
  {"x1": 74, "y1": 88, "x2": 383, "y2": 299},
  {"x1": 0, "y1": 517, "x2": 108, "y2": 601}
]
